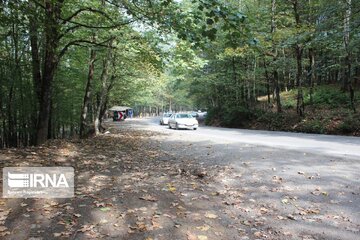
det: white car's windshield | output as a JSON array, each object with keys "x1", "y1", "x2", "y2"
[
  {"x1": 163, "y1": 113, "x2": 172, "y2": 117},
  {"x1": 176, "y1": 114, "x2": 192, "y2": 118}
]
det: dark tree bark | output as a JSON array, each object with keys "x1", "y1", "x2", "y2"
[
  {"x1": 295, "y1": 44, "x2": 304, "y2": 116},
  {"x1": 309, "y1": 48, "x2": 316, "y2": 104},
  {"x1": 36, "y1": 0, "x2": 64, "y2": 145},
  {"x1": 94, "y1": 40, "x2": 113, "y2": 135},
  {"x1": 342, "y1": 0, "x2": 352, "y2": 91},
  {"x1": 232, "y1": 56, "x2": 240, "y2": 105},
  {"x1": 292, "y1": 0, "x2": 305, "y2": 116},
  {"x1": 263, "y1": 58, "x2": 271, "y2": 106},
  {"x1": 80, "y1": 48, "x2": 96, "y2": 138},
  {"x1": 271, "y1": 0, "x2": 281, "y2": 113},
  {"x1": 28, "y1": 2, "x2": 42, "y2": 102}
]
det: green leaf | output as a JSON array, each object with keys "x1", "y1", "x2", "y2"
[{"x1": 206, "y1": 18, "x2": 214, "y2": 25}]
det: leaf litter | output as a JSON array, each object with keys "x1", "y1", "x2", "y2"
[{"x1": 0, "y1": 125, "x2": 358, "y2": 239}]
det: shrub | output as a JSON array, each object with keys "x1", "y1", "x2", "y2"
[
  {"x1": 256, "y1": 111, "x2": 288, "y2": 130},
  {"x1": 298, "y1": 119, "x2": 325, "y2": 134},
  {"x1": 304, "y1": 86, "x2": 355, "y2": 108},
  {"x1": 338, "y1": 113, "x2": 360, "y2": 134},
  {"x1": 205, "y1": 106, "x2": 256, "y2": 128}
]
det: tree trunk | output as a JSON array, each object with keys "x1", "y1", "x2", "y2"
[
  {"x1": 232, "y1": 56, "x2": 239, "y2": 105},
  {"x1": 271, "y1": 0, "x2": 281, "y2": 113},
  {"x1": 94, "y1": 41, "x2": 113, "y2": 135},
  {"x1": 295, "y1": 44, "x2": 304, "y2": 116},
  {"x1": 342, "y1": 0, "x2": 351, "y2": 91},
  {"x1": 309, "y1": 48, "x2": 316, "y2": 104},
  {"x1": 36, "y1": 0, "x2": 63, "y2": 145},
  {"x1": 263, "y1": 58, "x2": 271, "y2": 106},
  {"x1": 80, "y1": 48, "x2": 96, "y2": 138},
  {"x1": 343, "y1": 0, "x2": 355, "y2": 112},
  {"x1": 293, "y1": 0, "x2": 304, "y2": 116},
  {"x1": 28, "y1": 2, "x2": 42, "y2": 101}
]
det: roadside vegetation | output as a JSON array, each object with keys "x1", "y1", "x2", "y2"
[{"x1": 206, "y1": 85, "x2": 360, "y2": 136}]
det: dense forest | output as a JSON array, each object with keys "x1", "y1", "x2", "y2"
[{"x1": 1, "y1": 0, "x2": 359, "y2": 148}]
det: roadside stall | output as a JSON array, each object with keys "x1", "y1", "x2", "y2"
[{"x1": 108, "y1": 106, "x2": 132, "y2": 121}]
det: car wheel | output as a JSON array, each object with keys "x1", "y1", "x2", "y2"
[
  {"x1": 168, "y1": 124, "x2": 172, "y2": 129},
  {"x1": 175, "y1": 123, "x2": 179, "y2": 130},
  {"x1": 160, "y1": 121, "x2": 162, "y2": 125},
  {"x1": 193, "y1": 128, "x2": 197, "y2": 130}
]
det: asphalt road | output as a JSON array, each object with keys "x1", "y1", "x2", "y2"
[
  {"x1": 114, "y1": 117, "x2": 360, "y2": 240},
  {"x1": 129, "y1": 117, "x2": 360, "y2": 159}
]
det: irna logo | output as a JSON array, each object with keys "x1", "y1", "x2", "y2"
[
  {"x1": 3, "y1": 167, "x2": 74, "y2": 198},
  {"x1": 7, "y1": 172, "x2": 69, "y2": 188}
]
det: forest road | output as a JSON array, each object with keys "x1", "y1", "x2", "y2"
[
  {"x1": 110, "y1": 117, "x2": 360, "y2": 240},
  {"x1": 126, "y1": 117, "x2": 360, "y2": 159}
]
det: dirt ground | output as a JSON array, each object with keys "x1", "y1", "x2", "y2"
[{"x1": 0, "y1": 120, "x2": 359, "y2": 240}]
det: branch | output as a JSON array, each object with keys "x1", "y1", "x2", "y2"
[
  {"x1": 63, "y1": 18, "x2": 137, "y2": 29},
  {"x1": 58, "y1": 37, "x2": 115, "y2": 59},
  {"x1": 58, "y1": 25, "x2": 81, "y2": 40},
  {"x1": 62, "y1": 7, "x2": 113, "y2": 23},
  {"x1": 105, "y1": 0, "x2": 158, "y2": 23},
  {"x1": 29, "y1": 0, "x2": 46, "y2": 10}
]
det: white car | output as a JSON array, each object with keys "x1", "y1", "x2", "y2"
[
  {"x1": 160, "y1": 113, "x2": 172, "y2": 125},
  {"x1": 168, "y1": 113, "x2": 198, "y2": 130}
]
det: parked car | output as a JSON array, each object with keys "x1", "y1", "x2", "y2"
[
  {"x1": 160, "y1": 113, "x2": 172, "y2": 125},
  {"x1": 191, "y1": 112, "x2": 199, "y2": 118},
  {"x1": 168, "y1": 113, "x2": 198, "y2": 130}
]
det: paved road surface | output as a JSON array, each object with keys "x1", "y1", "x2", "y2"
[
  {"x1": 112, "y1": 117, "x2": 360, "y2": 240},
  {"x1": 129, "y1": 117, "x2": 360, "y2": 159}
]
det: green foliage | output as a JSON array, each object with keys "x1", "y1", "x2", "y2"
[
  {"x1": 256, "y1": 112, "x2": 289, "y2": 131},
  {"x1": 297, "y1": 119, "x2": 326, "y2": 134},
  {"x1": 303, "y1": 86, "x2": 357, "y2": 107},
  {"x1": 338, "y1": 113, "x2": 360, "y2": 134},
  {"x1": 206, "y1": 106, "x2": 256, "y2": 128}
]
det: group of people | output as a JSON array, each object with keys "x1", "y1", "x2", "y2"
[{"x1": 112, "y1": 109, "x2": 133, "y2": 121}]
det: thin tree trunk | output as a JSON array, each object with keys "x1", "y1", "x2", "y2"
[
  {"x1": 94, "y1": 40, "x2": 113, "y2": 135},
  {"x1": 271, "y1": 0, "x2": 281, "y2": 112},
  {"x1": 80, "y1": 48, "x2": 96, "y2": 138},
  {"x1": 343, "y1": 0, "x2": 351, "y2": 91},
  {"x1": 309, "y1": 48, "x2": 316, "y2": 104},
  {"x1": 263, "y1": 58, "x2": 271, "y2": 106},
  {"x1": 293, "y1": 0, "x2": 305, "y2": 116},
  {"x1": 28, "y1": 2, "x2": 42, "y2": 101},
  {"x1": 343, "y1": 0, "x2": 355, "y2": 112},
  {"x1": 295, "y1": 44, "x2": 304, "y2": 116},
  {"x1": 232, "y1": 56, "x2": 239, "y2": 105}
]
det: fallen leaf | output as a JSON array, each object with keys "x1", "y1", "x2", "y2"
[
  {"x1": 139, "y1": 195, "x2": 157, "y2": 202},
  {"x1": 78, "y1": 224, "x2": 95, "y2": 233},
  {"x1": 260, "y1": 207, "x2": 268, "y2": 214},
  {"x1": 242, "y1": 220, "x2": 251, "y2": 226},
  {"x1": 100, "y1": 207, "x2": 111, "y2": 212},
  {"x1": 198, "y1": 235, "x2": 208, "y2": 240},
  {"x1": 204, "y1": 212, "x2": 218, "y2": 219},
  {"x1": 99, "y1": 219, "x2": 108, "y2": 224},
  {"x1": 254, "y1": 232, "x2": 262, "y2": 237},
  {"x1": 287, "y1": 214, "x2": 296, "y2": 220},
  {"x1": 196, "y1": 225, "x2": 210, "y2": 231},
  {"x1": 136, "y1": 221, "x2": 147, "y2": 231},
  {"x1": 187, "y1": 232, "x2": 197, "y2": 240}
]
